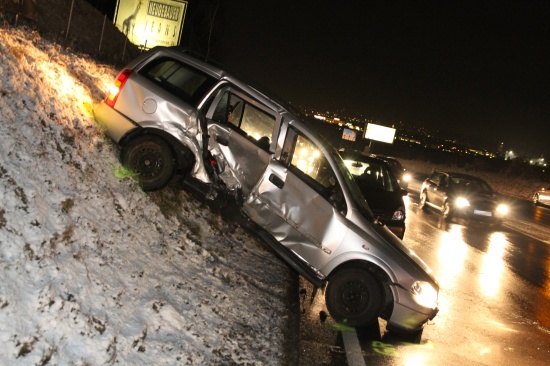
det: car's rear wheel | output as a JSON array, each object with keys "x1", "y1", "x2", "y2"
[
  {"x1": 325, "y1": 267, "x2": 383, "y2": 327},
  {"x1": 121, "y1": 135, "x2": 175, "y2": 191}
]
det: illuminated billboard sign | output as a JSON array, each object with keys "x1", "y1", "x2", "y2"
[
  {"x1": 364, "y1": 123, "x2": 396, "y2": 144},
  {"x1": 342, "y1": 128, "x2": 357, "y2": 141},
  {"x1": 114, "y1": 0, "x2": 188, "y2": 49}
]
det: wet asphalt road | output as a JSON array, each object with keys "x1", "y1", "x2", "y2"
[{"x1": 299, "y1": 179, "x2": 550, "y2": 366}]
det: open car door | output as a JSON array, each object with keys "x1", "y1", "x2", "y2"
[{"x1": 204, "y1": 87, "x2": 277, "y2": 196}]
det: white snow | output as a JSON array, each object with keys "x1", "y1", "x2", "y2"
[{"x1": 0, "y1": 26, "x2": 296, "y2": 365}]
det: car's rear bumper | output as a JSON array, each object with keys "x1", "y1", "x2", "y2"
[{"x1": 94, "y1": 101, "x2": 137, "y2": 143}]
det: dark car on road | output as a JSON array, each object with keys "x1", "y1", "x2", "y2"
[
  {"x1": 341, "y1": 151, "x2": 408, "y2": 239},
  {"x1": 419, "y1": 171, "x2": 509, "y2": 222},
  {"x1": 533, "y1": 186, "x2": 550, "y2": 206},
  {"x1": 372, "y1": 155, "x2": 411, "y2": 190}
]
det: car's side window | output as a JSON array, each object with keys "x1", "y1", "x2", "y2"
[
  {"x1": 140, "y1": 57, "x2": 215, "y2": 105},
  {"x1": 429, "y1": 172, "x2": 444, "y2": 186},
  {"x1": 282, "y1": 127, "x2": 346, "y2": 212},
  {"x1": 212, "y1": 91, "x2": 275, "y2": 150},
  {"x1": 291, "y1": 135, "x2": 335, "y2": 188}
]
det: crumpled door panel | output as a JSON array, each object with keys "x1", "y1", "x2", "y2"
[
  {"x1": 244, "y1": 161, "x2": 348, "y2": 269},
  {"x1": 207, "y1": 123, "x2": 270, "y2": 195}
]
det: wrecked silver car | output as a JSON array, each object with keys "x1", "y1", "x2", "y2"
[{"x1": 94, "y1": 47, "x2": 439, "y2": 334}]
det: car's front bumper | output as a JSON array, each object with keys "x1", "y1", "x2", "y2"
[
  {"x1": 453, "y1": 207, "x2": 504, "y2": 221},
  {"x1": 386, "y1": 284, "x2": 439, "y2": 333}
]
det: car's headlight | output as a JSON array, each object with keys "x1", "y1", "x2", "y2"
[
  {"x1": 496, "y1": 204, "x2": 509, "y2": 215},
  {"x1": 411, "y1": 281, "x2": 438, "y2": 308},
  {"x1": 455, "y1": 197, "x2": 470, "y2": 207},
  {"x1": 403, "y1": 173, "x2": 412, "y2": 182}
]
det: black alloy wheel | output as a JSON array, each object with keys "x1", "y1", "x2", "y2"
[
  {"x1": 325, "y1": 267, "x2": 383, "y2": 327},
  {"x1": 121, "y1": 135, "x2": 175, "y2": 191}
]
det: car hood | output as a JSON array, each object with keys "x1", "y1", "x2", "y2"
[
  {"x1": 374, "y1": 222, "x2": 437, "y2": 285},
  {"x1": 361, "y1": 189, "x2": 404, "y2": 215},
  {"x1": 346, "y1": 209, "x2": 438, "y2": 288}
]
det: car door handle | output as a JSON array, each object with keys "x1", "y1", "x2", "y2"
[
  {"x1": 216, "y1": 135, "x2": 229, "y2": 146},
  {"x1": 269, "y1": 174, "x2": 284, "y2": 189}
]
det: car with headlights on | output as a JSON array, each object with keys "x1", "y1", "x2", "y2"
[
  {"x1": 533, "y1": 186, "x2": 550, "y2": 206},
  {"x1": 419, "y1": 171, "x2": 509, "y2": 222},
  {"x1": 94, "y1": 46, "x2": 439, "y2": 335},
  {"x1": 372, "y1": 155, "x2": 411, "y2": 190},
  {"x1": 341, "y1": 151, "x2": 408, "y2": 239}
]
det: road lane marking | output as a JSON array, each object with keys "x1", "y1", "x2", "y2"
[{"x1": 342, "y1": 329, "x2": 366, "y2": 366}]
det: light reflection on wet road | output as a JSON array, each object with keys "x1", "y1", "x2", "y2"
[
  {"x1": 299, "y1": 179, "x2": 550, "y2": 365},
  {"x1": 400, "y1": 180, "x2": 550, "y2": 365}
]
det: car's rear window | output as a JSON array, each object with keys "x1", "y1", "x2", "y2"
[{"x1": 140, "y1": 57, "x2": 216, "y2": 105}]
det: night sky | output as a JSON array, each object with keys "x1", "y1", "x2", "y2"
[{"x1": 216, "y1": 0, "x2": 550, "y2": 159}]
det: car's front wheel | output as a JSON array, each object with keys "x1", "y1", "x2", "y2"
[
  {"x1": 442, "y1": 201, "x2": 452, "y2": 219},
  {"x1": 325, "y1": 267, "x2": 383, "y2": 327},
  {"x1": 121, "y1": 134, "x2": 175, "y2": 191},
  {"x1": 419, "y1": 191, "x2": 428, "y2": 210}
]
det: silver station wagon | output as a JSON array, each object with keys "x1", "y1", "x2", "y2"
[{"x1": 95, "y1": 47, "x2": 439, "y2": 335}]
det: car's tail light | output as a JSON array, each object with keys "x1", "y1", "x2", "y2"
[
  {"x1": 392, "y1": 209, "x2": 405, "y2": 221},
  {"x1": 105, "y1": 69, "x2": 132, "y2": 107}
]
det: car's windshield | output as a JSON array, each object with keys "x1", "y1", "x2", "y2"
[
  {"x1": 380, "y1": 157, "x2": 404, "y2": 173},
  {"x1": 343, "y1": 158, "x2": 398, "y2": 193},
  {"x1": 331, "y1": 151, "x2": 375, "y2": 220},
  {"x1": 450, "y1": 177, "x2": 492, "y2": 192}
]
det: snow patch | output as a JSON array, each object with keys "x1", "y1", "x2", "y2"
[{"x1": 0, "y1": 26, "x2": 295, "y2": 365}]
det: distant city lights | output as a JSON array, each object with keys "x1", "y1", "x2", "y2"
[{"x1": 307, "y1": 110, "x2": 544, "y2": 163}]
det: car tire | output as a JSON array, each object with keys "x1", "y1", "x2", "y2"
[
  {"x1": 442, "y1": 201, "x2": 452, "y2": 219},
  {"x1": 533, "y1": 194, "x2": 539, "y2": 205},
  {"x1": 121, "y1": 135, "x2": 175, "y2": 191},
  {"x1": 325, "y1": 267, "x2": 383, "y2": 327},
  {"x1": 419, "y1": 191, "x2": 428, "y2": 210}
]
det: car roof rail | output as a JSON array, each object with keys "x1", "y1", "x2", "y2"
[{"x1": 168, "y1": 47, "x2": 308, "y2": 125}]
